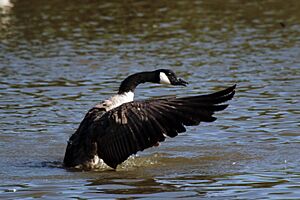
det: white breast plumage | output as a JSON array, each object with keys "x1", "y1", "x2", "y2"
[{"x1": 95, "y1": 91, "x2": 134, "y2": 111}]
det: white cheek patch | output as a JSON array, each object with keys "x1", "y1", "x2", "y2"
[{"x1": 159, "y1": 72, "x2": 171, "y2": 84}]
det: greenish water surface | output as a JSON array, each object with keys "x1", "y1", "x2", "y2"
[{"x1": 1, "y1": 0, "x2": 300, "y2": 199}]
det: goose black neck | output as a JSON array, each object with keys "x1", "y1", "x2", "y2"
[{"x1": 118, "y1": 71, "x2": 158, "y2": 94}]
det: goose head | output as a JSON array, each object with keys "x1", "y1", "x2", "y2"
[{"x1": 155, "y1": 69, "x2": 188, "y2": 86}]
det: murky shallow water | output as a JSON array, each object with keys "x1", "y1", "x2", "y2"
[{"x1": 1, "y1": 0, "x2": 300, "y2": 199}]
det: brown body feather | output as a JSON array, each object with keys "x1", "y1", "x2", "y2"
[{"x1": 63, "y1": 85, "x2": 236, "y2": 169}]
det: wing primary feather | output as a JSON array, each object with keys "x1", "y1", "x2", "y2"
[
  {"x1": 155, "y1": 104, "x2": 199, "y2": 133},
  {"x1": 137, "y1": 107, "x2": 159, "y2": 147},
  {"x1": 150, "y1": 104, "x2": 186, "y2": 136},
  {"x1": 119, "y1": 133, "x2": 129, "y2": 159},
  {"x1": 155, "y1": 102, "x2": 202, "y2": 125},
  {"x1": 211, "y1": 104, "x2": 229, "y2": 111},
  {"x1": 119, "y1": 135, "x2": 131, "y2": 162},
  {"x1": 104, "y1": 145, "x2": 118, "y2": 169},
  {"x1": 114, "y1": 138, "x2": 123, "y2": 161},
  {"x1": 165, "y1": 101, "x2": 219, "y2": 123},
  {"x1": 178, "y1": 86, "x2": 235, "y2": 104},
  {"x1": 145, "y1": 106, "x2": 179, "y2": 139},
  {"x1": 92, "y1": 85, "x2": 236, "y2": 169},
  {"x1": 126, "y1": 111, "x2": 142, "y2": 152},
  {"x1": 125, "y1": 126, "x2": 138, "y2": 153},
  {"x1": 202, "y1": 84, "x2": 236, "y2": 99},
  {"x1": 129, "y1": 108, "x2": 149, "y2": 148},
  {"x1": 121, "y1": 125, "x2": 136, "y2": 155},
  {"x1": 149, "y1": 105, "x2": 177, "y2": 135},
  {"x1": 104, "y1": 145, "x2": 112, "y2": 164},
  {"x1": 116, "y1": 125, "x2": 129, "y2": 156},
  {"x1": 145, "y1": 109, "x2": 170, "y2": 141}
]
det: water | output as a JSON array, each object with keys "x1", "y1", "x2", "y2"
[{"x1": 1, "y1": 0, "x2": 300, "y2": 199}]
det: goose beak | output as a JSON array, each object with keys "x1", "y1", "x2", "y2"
[{"x1": 175, "y1": 78, "x2": 188, "y2": 86}]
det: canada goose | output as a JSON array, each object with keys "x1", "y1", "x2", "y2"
[{"x1": 63, "y1": 69, "x2": 236, "y2": 170}]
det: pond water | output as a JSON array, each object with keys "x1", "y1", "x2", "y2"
[{"x1": 1, "y1": 0, "x2": 300, "y2": 199}]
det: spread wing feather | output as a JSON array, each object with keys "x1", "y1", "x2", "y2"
[{"x1": 94, "y1": 85, "x2": 236, "y2": 169}]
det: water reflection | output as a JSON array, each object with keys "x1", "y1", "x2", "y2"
[
  {"x1": 0, "y1": 0, "x2": 13, "y2": 28},
  {"x1": 89, "y1": 177, "x2": 178, "y2": 196},
  {"x1": 0, "y1": 0, "x2": 12, "y2": 11},
  {"x1": 86, "y1": 170, "x2": 297, "y2": 199}
]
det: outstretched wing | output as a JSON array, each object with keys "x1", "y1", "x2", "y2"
[{"x1": 95, "y1": 85, "x2": 236, "y2": 169}]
